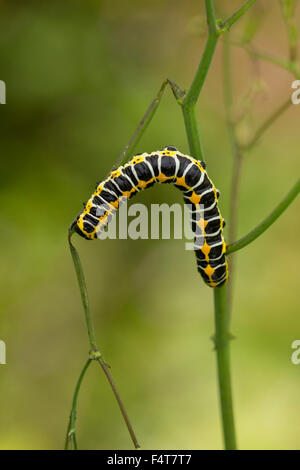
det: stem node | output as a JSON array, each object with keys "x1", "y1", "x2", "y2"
[{"x1": 89, "y1": 349, "x2": 102, "y2": 360}]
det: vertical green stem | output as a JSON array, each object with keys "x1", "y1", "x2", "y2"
[
  {"x1": 182, "y1": 104, "x2": 205, "y2": 160},
  {"x1": 182, "y1": 0, "x2": 219, "y2": 160},
  {"x1": 213, "y1": 286, "x2": 237, "y2": 449},
  {"x1": 65, "y1": 358, "x2": 92, "y2": 450},
  {"x1": 68, "y1": 229, "x2": 99, "y2": 354},
  {"x1": 180, "y1": 0, "x2": 238, "y2": 450}
]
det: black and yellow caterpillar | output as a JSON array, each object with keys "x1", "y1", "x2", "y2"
[{"x1": 71, "y1": 147, "x2": 228, "y2": 287}]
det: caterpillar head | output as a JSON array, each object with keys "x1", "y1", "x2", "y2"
[{"x1": 69, "y1": 215, "x2": 94, "y2": 240}]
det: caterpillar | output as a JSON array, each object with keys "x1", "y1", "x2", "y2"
[{"x1": 71, "y1": 147, "x2": 228, "y2": 287}]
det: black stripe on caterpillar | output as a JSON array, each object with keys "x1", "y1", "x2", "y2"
[{"x1": 71, "y1": 147, "x2": 228, "y2": 287}]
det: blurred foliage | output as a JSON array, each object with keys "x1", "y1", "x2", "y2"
[{"x1": 0, "y1": 0, "x2": 299, "y2": 450}]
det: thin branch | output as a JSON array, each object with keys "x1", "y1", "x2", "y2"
[
  {"x1": 111, "y1": 78, "x2": 185, "y2": 173},
  {"x1": 167, "y1": 77, "x2": 186, "y2": 103},
  {"x1": 68, "y1": 228, "x2": 140, "y2": 448},
  {"x1": 97, "y1": 359, "x2": 140, "y2": 449},
  {"x1": 224, "y1": 38, "x2": 300, "y2": 78},
  {"x1": 241, "y1": 98, "x2": 292, "y2": 151},
  {"x1": 113, "y1": 80, "x2": 168, "y2": 172},
  {"x1": 227, "y1": 179, "x2": 300, "y2": 254},
  {"x1": 220, "y1": 0, "x2": 258, "y2": 32},
  {"x1": 65, "y1": 359, "x2": 92, "y2": 450},
  {"x1": 68, "y1": 228, "x2": 99, "y2": 354},
  {"x1": 243, "y1": 44, "x2": 292, "y2": 70}
]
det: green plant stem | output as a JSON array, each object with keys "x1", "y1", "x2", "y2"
[
  {"x1": 213, "y1": 286, "x2": 237, "y2": 450},
  {"x1": 244, "y1": 45, "x2": 292, "y2": 71},
  {"x1": 180, "y1": 0, "x2": 256, "y2": 450},
  {"x1": 227, "y1": 179, "x2": 300, "y2": 254},
  {"x1": 68, "y1": 228, "x2": 140, "y2": 449},
  {"x1": 97, "y1": 359, "x2": 140, "y2": 449},
  {"x1": 182, "y1": 0, "x2": 219, "y2": 160},
  {"x1": 220, "y1": 0, "x2": 257, "y2": 31},
  {"x1": 113, "y1": 81, "x2": 168, "y2": 171},
  {"x1": 65, "y1": 358, "x2": 92, "y2": 450},
  {"x1": 68, "y1": 228, "x2": 99, "y2": 354},
  {"x1": 225, "y1": 38, "x2": 300, "y2": 78},
  {"x1": 111, "y1": 78, "x2": 185, "y2": 172},
  {"x1": 182, "y1": 0, "x2": 218, "y2": 158},
  {"x1": 241, "y1": 98, "x2": 292, "y2": 151},
  {"x1": 181, "y1": 0, "x2": 257, "y2": 161}
]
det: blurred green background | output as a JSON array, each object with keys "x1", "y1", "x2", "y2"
[{"x1": 0, "y1": 0, "x2": 299, "y2": 450}]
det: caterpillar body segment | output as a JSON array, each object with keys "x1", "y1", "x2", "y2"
[{"x1": 72, "y1": 147, "x2": 228, "y2": 287}]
